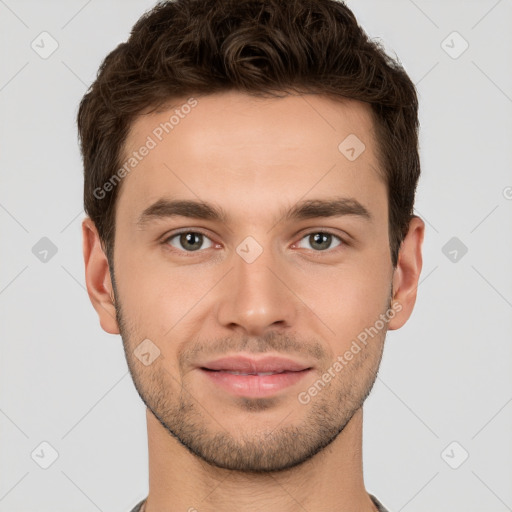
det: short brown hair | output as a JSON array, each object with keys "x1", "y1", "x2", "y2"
[{"x1": 77, "y1": 0, "x2": 420, "y2": 267}]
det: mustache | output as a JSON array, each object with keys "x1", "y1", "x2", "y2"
[{"x1": 178, "y1": 331, "x2": 326, "y2": 368}]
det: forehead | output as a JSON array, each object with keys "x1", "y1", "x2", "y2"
[{"x1": 116, "y1": 91, "x2": 385, "y2": 224}]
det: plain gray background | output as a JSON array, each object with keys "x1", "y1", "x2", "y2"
[{"x1": 1, "y1": 0, "x2": 511, "y2": 511}]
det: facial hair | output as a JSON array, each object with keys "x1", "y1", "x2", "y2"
[{"x1": 111, "y1": 272, "x2": 389, "y2": 473}]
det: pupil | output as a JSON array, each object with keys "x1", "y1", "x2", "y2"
[
  {"x1": 181, "y1": 232, "x2": 202, "y2": 251},
  {"x1": 178, "y1": 233, "x2": 332, "y2": 252},
  {"x1": 311, "y1": 233, "x2": 330, "y2": 250}
]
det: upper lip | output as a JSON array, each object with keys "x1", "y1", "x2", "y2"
[{"x1": 200, "y1": 355, "x2": 312, "y2": 373}]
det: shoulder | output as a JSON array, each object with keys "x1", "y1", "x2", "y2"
[
  {"x1": 128, "y1": 498, "x2": 146, "y2": 512},
  {"x1": 369, "y1": 493, "x2": 391, "y2": 512}
]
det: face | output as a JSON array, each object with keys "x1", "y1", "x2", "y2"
[{"x1": 86, "y1": 91, "x2": 422, "y2": 473}]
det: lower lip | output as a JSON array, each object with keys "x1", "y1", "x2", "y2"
[{"x1": 200, "y1": 368, "x2": 311, "y2": 398}]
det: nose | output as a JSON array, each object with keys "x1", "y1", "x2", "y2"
[{"x1": 215, "y1": 243, "x2": 299, "y2": 337}]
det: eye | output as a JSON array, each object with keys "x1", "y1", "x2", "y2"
[
  {"x1": 295, "y1": 231, "x2": 343, "y2": 252},
  {"x1": 164, "y1": 231, "x2": 214, "y2": 252}
]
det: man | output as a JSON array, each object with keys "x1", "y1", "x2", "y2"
[{"x1": 79, "y1": 0, "x2": 424, "y2": 510}]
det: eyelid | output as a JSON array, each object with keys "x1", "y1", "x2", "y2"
[
  {"x1": 160, "y1": 227, "x2": 350, "y2": 254},
  {"x1": 160, "y1": 228, "x2": 218, "y2": 255},
  {"x1": 293, "y1": 229, "x2": 348, "y2": 250},
  {"x1": 162, "y1": 227, "x2": 214, "y2": 241}
]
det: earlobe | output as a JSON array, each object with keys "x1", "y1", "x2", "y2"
[
  {"x1": 82, "y1": 217, "x2": 120, "y2": 335},
  {"x1": 388, "y1": 216, "x2": 425, "y2": 331}
]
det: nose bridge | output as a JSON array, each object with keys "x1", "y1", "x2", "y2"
[{"x1": 216, "y1": 236, "x2": 298, "y2": 334}]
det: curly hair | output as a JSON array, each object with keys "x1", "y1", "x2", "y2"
[{"x1": 77, "y1": 0, "x2": 420, "y2": 267}]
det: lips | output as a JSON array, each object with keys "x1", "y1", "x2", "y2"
[
  {"x1": 198, "y1": 355, "x2": 313, "y2": 398},
  {"x1": 211, "y1": 370, "x2": 285, "y2": 376},
  {"x1": 200, "y1": 355, "x2": 311, "y2": 374}
]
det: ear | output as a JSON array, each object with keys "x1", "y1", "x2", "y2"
[
  {"x1": 388, "y1": 215, "x2": 425, "y2": 330},
  {"x1": 82, "y1": 217, "x2": 120, "y2": 334}
]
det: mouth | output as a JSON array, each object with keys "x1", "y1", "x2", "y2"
[
  {"x1": 198, "y1": 355, "x2": 313, "y2": 398},
  {"x1": 202, "y1": 370, "x2": 294, "y2": 376},
  {"x1": 200, "y1": 354, "x2": 311, "y2": 373}
]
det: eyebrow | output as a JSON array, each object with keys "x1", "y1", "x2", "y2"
[{"x1": 136, "y1": 196, "x2": 372, "y2": 229}]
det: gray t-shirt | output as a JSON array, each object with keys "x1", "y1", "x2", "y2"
[{"x1": 129, "y1": 493, "x2": 390, "y2": 511}]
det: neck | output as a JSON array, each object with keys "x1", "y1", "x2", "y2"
[{"x1": 143, "y1": 407, "x2": 377, "y2": 512}]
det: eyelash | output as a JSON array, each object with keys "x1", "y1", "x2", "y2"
[{"x1": 161, "y1": 228, "x2": 347, "y2": 256}]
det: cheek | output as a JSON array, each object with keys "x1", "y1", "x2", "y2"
[
  {"x1": 297, "y1": 260, "x2": 391, "y2": 341},
  {"x1": 115, "y1": 250, "x2": 217, "y2": 338},
  {"x1": 115, "y1": 225, "x2": 392, "y2": 344}
]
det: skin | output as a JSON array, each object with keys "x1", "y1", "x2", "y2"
[{"x1": 83, "y1": 90, "x2": 424, "y2": 512}]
